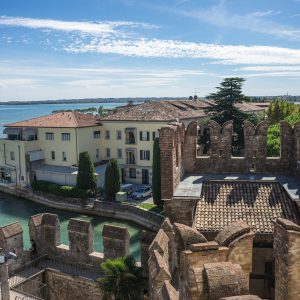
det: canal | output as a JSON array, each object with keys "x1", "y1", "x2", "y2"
[{"x1": 0, "y1": 192, "x2": 142, "y2": 260}]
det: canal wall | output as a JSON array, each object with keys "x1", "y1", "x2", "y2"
[{"x1": 0, "y1": 185, "x2": 164, "y2": 231}]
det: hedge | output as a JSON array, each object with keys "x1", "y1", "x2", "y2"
[{"x1": 31, "y1": 180, "x2": 91, "y2": 199}]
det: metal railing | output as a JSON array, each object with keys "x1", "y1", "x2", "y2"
[{"x1": 9, "y1": 255, "x2": 103, "y2": 288}]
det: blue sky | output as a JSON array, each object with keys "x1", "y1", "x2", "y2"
[{"x1": 0, "y1": 0, "x2": 300, "y2": 101}]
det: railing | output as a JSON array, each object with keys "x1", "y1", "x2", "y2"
[{"x1": 9, "y1": 256, "x2": 103, "y2": 288}]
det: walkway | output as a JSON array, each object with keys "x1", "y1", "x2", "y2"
[{"x1": 174, "y1": 173, "x2": 300, "y2": 202}]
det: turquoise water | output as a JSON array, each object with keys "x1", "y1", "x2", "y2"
[
  {"x1": 0, "y1": 192, "x2": 142, "y2": 260},
  {"x1": 0, "y1": 102, "x2": 122, "y2": 137}
]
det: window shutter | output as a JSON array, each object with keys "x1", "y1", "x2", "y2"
[
  {"x1": 140, "y1": 150, "x2": 143, "y2": 160},
  {"x1": 140, "y1": 131, "x2": 143, "y2": 141},
  {"x1": 147, "y1": 131, "x2": 150, "y2": 141},
  {"x1": 152, "y1": 132, "x2": 155, "y2": 140}
]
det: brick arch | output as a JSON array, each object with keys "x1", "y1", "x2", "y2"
[{"x1": 185, "y1": 121, "x2": 197, "y2": 137}]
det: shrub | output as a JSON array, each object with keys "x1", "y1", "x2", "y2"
[{"x1": 31, "y1": 180, "x2": 88, "y2": 199}]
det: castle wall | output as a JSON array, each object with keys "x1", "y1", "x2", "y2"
[{"x1": 159, "y1": 121, "x2": 300, "y2": 200}]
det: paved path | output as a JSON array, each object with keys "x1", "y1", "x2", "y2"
[{"x1": 174, "y1": 173, "x2": 300, "y2": 202}]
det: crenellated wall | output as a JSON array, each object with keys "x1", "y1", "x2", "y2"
[
  {"x1": 159, "y1": 120, "x2": 300, "y2": 199},
  {"x1": 0, "y1": 213, "x2": 150, "y2": 275},
  {"x1": 149, "y1": 217, "x2": 300, "y2": 300}
]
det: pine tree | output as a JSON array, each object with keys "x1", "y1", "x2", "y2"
[
  {"x1": 152, "y1": 138, "x2": 162, "y2": 207},
  {"x1": 104, "y1": 158, "x2": 120, "y2": 201},
  {"x1": 205, "y1": 77, "x2": 248, "y2": 154},
  {"x1": 76, "y1": 152, "x2": 97, "y2": 191}
]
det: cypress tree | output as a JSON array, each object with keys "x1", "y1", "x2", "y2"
[
  {"x1": 152, "y1": 138, "x2": 162, "y2": 207},
  {"x1": 104, "y1": 158, "x2": 120, "y2": 201},
  {"x1": 76, "y1": 152, "x2": 97, "y2": 191}
]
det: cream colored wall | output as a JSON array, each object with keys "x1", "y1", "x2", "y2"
[
  {"x1": 77, "y1": 126, "x2": 102, "y2": 163},
  {"x1": 0, "y1": 139, "x2": 28, "y2": 185},
  {"x1": 99, "y1": 121, "x2": 168, "y2": 183},
  {"x1": 37, "y1": 128, "x2": 78, "y2": 166}
]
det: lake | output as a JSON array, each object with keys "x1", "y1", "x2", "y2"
[{"x1": 0, "y1": 102, "x2": 123, "y2": 137}]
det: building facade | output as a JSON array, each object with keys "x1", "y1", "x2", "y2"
[{"x1": 0, "y1": 100, "x2": 263, "y2": 187}]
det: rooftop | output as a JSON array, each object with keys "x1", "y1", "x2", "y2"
[
  {"x1": 5, "y1": 111, "x2": 102, "y2": 128},
  {"x1": 193, "y1": 180, "x2": 300, "y2": 234},
  {"x1": 100, "y1": 100, "x2": 263, "y2": 122}
]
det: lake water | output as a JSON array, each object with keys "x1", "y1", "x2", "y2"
[
  {"x1": 0, "y1": 102, "x2": 122, "y2": 137},
  {"x1": 0, "y1": 192, "x2": 142, "y2": 260}
]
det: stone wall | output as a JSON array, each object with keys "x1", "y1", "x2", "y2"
[
  {"x1": 159, "y1": 122, "x2": 184, "y2": 200},
  {"x1": 273, "y1": 218, "x2": 300, "y2": 300},
  {"x1": 148, "y1": 219, "x2": 256, "y2": 300},
  {"x1": 46, "y1": 269, "x2": 102, "y2": 300},
  {"x1": 159, "y1": 120, "x2": 300, "y2": 199}
]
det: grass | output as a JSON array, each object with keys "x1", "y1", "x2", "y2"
[{"x1": 137, "y1": 203, "x2": 164, "y2": 214}]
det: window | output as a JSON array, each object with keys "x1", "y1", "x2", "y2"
[
  {"x1": 93, "y1": 131, "x2": 101, "y2": 139},
  {"x1": 46, "y1": 132, "x2": 54, "y2": 140},
  {"x1": 117, "y1": 149, "x2": 122, "y2": 159},
  {"x1": 62, "y1": 133, "x2": 70, "y2": 141},
  {"x1": 152, "y1": 131, "x2": 158, "y2": 141},
  {"x1": 51, "y1": 151, "x2": 55, "y2": 160},
  {"x1": 96, "y1": 148, "x2": 99, "y2": 159},
  {"x1": 140, "y1": 131, "x2": 150, "y2": 141},
  {"x1": 105, "y1": 130, "x2": 110, "y2": 140},
  {"x1": 116, "y1": 130, "x2": 122, "y2": 140},
  {"x1": 129, "y1": 168, "x2": 136, "y2": 178},
  {"x1": 62, "y1": 152, "x2": 67, "y2": 162},
  {"x1": 10, "y1": 151, "x2": 15, "y2": 161},
  {"x1": 140, "y1": 150, "x2": 150, "y2": 160},
  {"x1": 105, "y1": 148, "x2": 111, "y2": 159}
]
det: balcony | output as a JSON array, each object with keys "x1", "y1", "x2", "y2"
[
  {"x1": 3, "y1": 127, "x2": 38, "y2": 141},
  {"x1": 125, "y1": 128, "x2": 136, "y2": 145},
  {"x1": 125, "y1": 148, "x2": 136, "y2": 165}
]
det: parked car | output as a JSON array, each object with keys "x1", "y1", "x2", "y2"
[
  {"x1": 131, "y1": 186, "x2": 152, "y2": 200},
  {"x1": 120, "y1": 183, "x2": 134, "y2": 195}
]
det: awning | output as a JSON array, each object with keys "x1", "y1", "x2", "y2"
[
  {"x1": 3, "y1": 128, "x2": 22, "y2": 135},
  {"x1": 125, "y1": 128, "x2": 136, "y2": 133},
  {"x1": 125, "y1": 148, "x2": 136, "y2": 152},
  {"x1": 0, "y1": 165, "x2": 15, "y2": 171},
  {"x1": 23, "y1": 128, "x2": 38, "y2": 136}
]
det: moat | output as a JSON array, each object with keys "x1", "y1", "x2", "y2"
[{"x1": 0, "y1": 192, "x2": 142, "y2": 260}]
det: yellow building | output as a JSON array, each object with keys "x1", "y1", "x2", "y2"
[
  {"x1": 0, "y1": 112, "x2": 104, "y2": 187},
  {"x1": 0, "y1": 100, "x2": 263, "y2": 187}
]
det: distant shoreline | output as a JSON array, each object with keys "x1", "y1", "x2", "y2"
[{"x1": 0, "y1": 97, "x2": 186, "y2": 105}]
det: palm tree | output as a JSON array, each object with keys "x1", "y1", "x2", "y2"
[{"x1": 99, "y1": 255, "x2": 147, "y2": 300}]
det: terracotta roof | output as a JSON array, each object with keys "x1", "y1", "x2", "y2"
[
  {"x1": 194, "y1": 181, "x2": 300, "y2": 234},
  {"x1": 100, "y1": 100, "x2": 263, "y2": 122},
  {"x1": 5, "y1": 111, "x2": 102, "y2": 128}
]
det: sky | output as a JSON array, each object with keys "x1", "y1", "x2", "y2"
[{"x1": 0, "y1": 0, "x2": 300, "y2": 101}]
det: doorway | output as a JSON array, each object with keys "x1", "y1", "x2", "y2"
[{"x1": 142, "y1": 169, "x2": 149, "y2": 185}]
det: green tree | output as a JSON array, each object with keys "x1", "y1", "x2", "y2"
[
  {"x1": 76, "y1": 152, "x2": 97, "y2": 191},
  {"x1": 205, "y1": 77, "x2": 248, "y2": 154},
  {"x1": 99, "y1": 255, "x2": 147, "y2": 300},
  {"x1": 152, "y1": 138, "x2": 162, "y2": 207},
  {"x1": 104, "y1": 158, "x2": 120, "y2": 201},
  {"x1": 98, "y1": 106, "x2": 107, "y2": 116}
]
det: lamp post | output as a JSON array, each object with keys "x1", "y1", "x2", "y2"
[{"x1": 0, "y1": 248, "x2": 18, "y2": 300}]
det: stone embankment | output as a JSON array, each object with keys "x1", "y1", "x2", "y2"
[{"x1": 0, "y1": 185, "x2": 164, "y2": 231}]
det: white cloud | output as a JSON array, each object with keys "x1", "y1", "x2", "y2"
[
  {"x1": 251, "y1": 10, "x2": 281, "y2": 17},
  {"x1": 0, "y1": 16, "x2": 157, "y2": 36},
  {"x1": 65, "y1": 38, "x2": 300, "y2": 65},
  {"x1": 239, "y1": 65, "x2": 300, "y2": 72}
]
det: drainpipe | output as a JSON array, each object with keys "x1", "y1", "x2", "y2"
[
  {"x1": 18, "y1": 145, "x2": 21, "y2": 185},
  {"x1": 3, "y1": 143, "x2": 17, "y2": 186},
  {"x1": 75, "y1": 128, "x2": 79, "y2": 165}
]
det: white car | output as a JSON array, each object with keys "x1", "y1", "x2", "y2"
[{"x1": 131, "y1": 186, "x2": 152, "y2": 200}]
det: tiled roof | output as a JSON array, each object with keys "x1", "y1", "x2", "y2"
[
  {"x1": 194, "y1": 181, "x2": 300, "y2": 234},
  {"x1": 101, "y1": 100, "x2": 263, "y2": 122},
  {"x1": 5, "y1": 111, "x2": 102, "y2": 128}
]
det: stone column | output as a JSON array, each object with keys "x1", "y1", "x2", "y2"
[
  {"x1": 274, "y1": 218, "x2": 300, "y2": 300},
  {"x1": 0, "y1": 263, "x2": 10, "y2": 300}
]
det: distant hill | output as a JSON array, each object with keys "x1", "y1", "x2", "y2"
[{"x1": 0, "y1": 97, "x2": 188, "y2": 105}]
